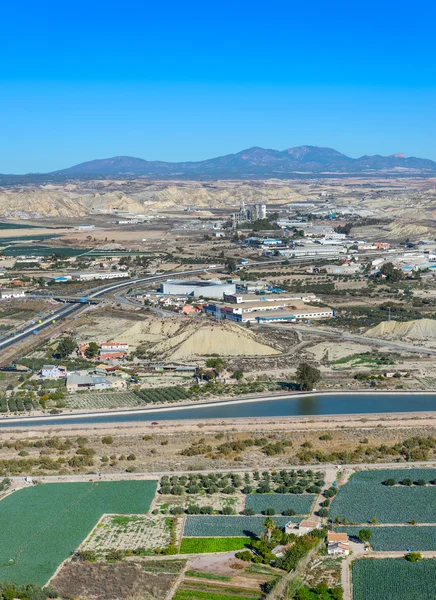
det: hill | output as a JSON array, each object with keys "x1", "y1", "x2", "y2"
[
  {"x1": 51, "y1": 145, "x2": 436, "y2": 179},
  {"x1": 367, "y1": 319, "x2": 436, "y2": 341}
]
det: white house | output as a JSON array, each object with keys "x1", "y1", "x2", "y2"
[
  {"x1": 40, "y1": 365, "x2": 67, "y2": 379},
  {"x1": 327, "y1": 532, "x2": 350, "y2": 556},
  {"x1": 100, "y1": 342, "x2": 129, "y2": 352},
  {"x1": 285, "y1": 519, "x2": 321, "y2": 536},
  {"x1": 0, "y1": 290, "x2": 26, "y2": 300}
]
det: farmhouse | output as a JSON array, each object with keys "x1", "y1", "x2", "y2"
[
  {"x1": 327, "y1": 532, "x2": 350, "y2": 556},
  {"x1": 66, "y1": 373, "x2": 113, "y2": 391},
  {"x1": 285, "y1": 519, "x2": 321, "y2": 536},
  {"x1": 40, "y1": 365, "x2": 67, "y2": 379}
]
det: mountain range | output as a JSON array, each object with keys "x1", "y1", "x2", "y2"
[
  {"x1": 3, "y1": 146, "x2": 436, "y2": 183},
  {"x1": 53, "y1": 146, "x2": 436, "y2": 178}
]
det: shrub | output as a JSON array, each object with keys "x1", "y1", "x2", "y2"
[
  {"x1": 405, "y1": 552, "x2": 422, "y2": 562},
  {"x1": 264, "y1": 508, "x2": 276, "y2": 516},
  {"x1": 102, "y1": 436, "x2": 114, "y2": 445}
]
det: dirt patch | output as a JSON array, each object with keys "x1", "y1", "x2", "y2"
[{"x1": 52, "y1": 560, "x2": 183, "y2": 600}]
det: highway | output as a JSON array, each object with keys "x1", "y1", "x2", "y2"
[
  {"x1": 0, "y1": 250, "x2": 405, "y2": 356},
  {"x1": 0, "y1": 267, "x2": 212, "y2": 354},
  {"x1": 0, "y1": 257, "x2": 318, "y2": 354}
]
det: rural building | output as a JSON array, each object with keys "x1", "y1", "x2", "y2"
[
  {"x1": 40, "y1": 365, "x2": 67, "y2": 379},
  {"x1": 327, "y1": 532, "x2": 350, "y2": 556},
  {"x1": 324, "y1": 264, "x2": 361, "y2": 275},
  {"x1": 100, "y1": 342, "x2": 129, "y2": 352},
  {"x1": 99, "y1": 351, "x2": 127, "y2": 361},
  {"x1": 0, "y1": 289, "x2": 26, "y2": 299},
  {"x1": 285, "y1": 520, "x2": 321, "y2": 536},
  {"x1": 160, "y1": 279, "x2": 236, "y2": 299},
  {"x1": 66, "y1": 373, "x2": 113, "y2": 391}
]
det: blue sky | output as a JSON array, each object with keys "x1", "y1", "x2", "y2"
[{"x1": 1, "y1": 0, "x2": 435, "y2": 172}]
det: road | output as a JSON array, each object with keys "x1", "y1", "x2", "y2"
[{"x1": 263, "y1": 322, "x2": 436, "y2": 356}]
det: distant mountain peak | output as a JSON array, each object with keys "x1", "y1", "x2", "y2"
[{"x1": 51, "y1": 145, "x2": 436, "y2": 179}]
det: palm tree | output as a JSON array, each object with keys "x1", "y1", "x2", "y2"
[{"x1": 264, "y1": 517, "x2": 275, "y2": 541}]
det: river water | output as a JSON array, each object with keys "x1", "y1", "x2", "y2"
[{"x1": 0, "y1": 393, "x2": 436, "y2": 428}]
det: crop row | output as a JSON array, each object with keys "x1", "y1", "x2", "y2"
[
  {"x1": 135, "y1": 387, "x2": 194, "y2": 404},
  {"x1": 0, "y1": 397, "x2": 36, "y2": 412},
  {"x1": 245, "y1": 494, "x2": 315, "y2": 515},
  {"x1": 67, "y1": 392, "x2": 143, "y2": 410},
  {"x1": 183, "y1": 516, "x2": 298, "y2": 537},
  {"x1": 352, "y1": 558, "x2": 436, "y2": 600},
  {"x1": 338, "y1": 526, "x2": 436, "y2": 551},
  {"x1": 331, "y1": 469, "x2": 436, "y2": 523}
]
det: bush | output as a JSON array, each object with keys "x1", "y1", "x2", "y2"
[
  {"x1": 405, "y1": 552, "x2": 422, "y2": 562},
  {"x1": 383, "y1": 478, "x2": 397, "y2": 486},
  {"x1": 263, "y1": 508, "x2": 276, "y2": 516},
  {"x1": 235, "y1": 550, "x2": 253, "y2": 562},
  {"x1": 102, "y1": 436, "x2": 114, "y2": 444}
]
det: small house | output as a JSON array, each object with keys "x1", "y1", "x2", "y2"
[
  {"x1": 327, "y1": 532, "x2": 350, "y2": 556},
  {"x1": 285, "y1": 519, "x2": 321, "y2": 536},
  {"x1": 40, "y1": 365, "x2": 67, "y2": 379}
]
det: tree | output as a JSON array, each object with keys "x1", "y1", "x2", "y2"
[
  {"x1": 296, "y1": 362, "x2": 321, "y2": 391},
  {"x1": 226, "y1": 258, "x2": 237, "y2": 272},
  {"x1": 318, "y1": 508, "x2": 329, "y2": 518},
  {"x1": 264, "y1": 517, "x2": 275, "y2": 541},
  {"x1": 205, "y1": 357, "x2": 225, "y2": 373},
  {"x1": 56, "y1": 336, "x2": 76, "y2": 358},
  {"x1": 358, "y1": 529, "x2": 372, "y2": 543},
  {"x1": 85, "y1": 341, "x2": 99, "y2": 358}
]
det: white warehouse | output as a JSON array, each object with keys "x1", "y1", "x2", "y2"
[{"x1": 160, "y1": 279, "x2": 236, "y2": 299}]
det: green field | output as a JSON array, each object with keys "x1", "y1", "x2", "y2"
[
  {"x1": 184, "y1": 516, "x2": 296, "y2": 537},
  {"x1": 338, "y1": 526, "x2": 436, "y2": 551},
  {"x1": 352, "y1": 558, "x2": 436, "y2": 600},
  {"x1": 180, "y1": 537, "x2": 251, "y2": 554},
  {"x1": 0, "y1": 480, "x2": 157, "y2": 585},
  {"x1": 331, "y1": 469, "x2": 436, "y2": 523},
  {"x1": 174, "y1": 584, "x2": 262, "y2": 600}
]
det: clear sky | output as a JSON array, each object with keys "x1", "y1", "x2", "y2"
[{"x1": 1, "y1": 0, "x2": 436, "y2": 172}]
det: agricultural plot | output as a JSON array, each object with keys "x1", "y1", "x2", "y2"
[
  {"x1": 245, "y1": 493, "x2": 315, "y2": 515},
  {"x1": 0, "y1": 480, "x2": 157, "y2": 586},
  {"x1": 180, "y1": 537, "x2": 250, "y2": 554},
  {"x1": 174, "y1": 582, "x2": 263, "y2": 600},
  {"x1": 83, "y1": 514, "x2": 182, "y2": 553},
  {"x1": 66, "y1": 391, "x2": 144, "y2": 410},
  {"x1": 338, "y1": 526, "x2": 436, "y2": 551},
  {"x1": 135, "y1": 386, "x2": 195, "y2": 404},
  {"x1": 352, "y1": 558, "x2": 436, "y2": 600},
  {"x1": 155, "y1": 493, "x2": 244, "y2": 514},
  {"x1": 53, "y1": 559, "x2": 185, "y2": 600},
  {"x1": 184, "y1": 516, "x2": 297, "y2": 537},
  {"x1": 331, "y1": 469, "x2": 436, "y2": 523}
]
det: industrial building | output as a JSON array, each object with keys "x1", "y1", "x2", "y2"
[
  {"x1": 223, "y1": 292, "x2": 319, "y2": 304},
  {"x1": 70, "y1": 272, "x2": 130, "y2": 282},
  {"x1": 204, "y1": 300, "x2": 334, "y2": 323},
  {"x1": 66, "y1": 373, "x2": 113, "y2": 391},
  {"x1": 231, "y1": 203, "x2": 267, "y2": 228},
  {"x1": 160, "y1": 279, "x2": 236, "y2": 299}
]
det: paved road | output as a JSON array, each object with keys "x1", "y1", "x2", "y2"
[{"x1": 264, "y1": 323, "x2": 436, "y2": 356}]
